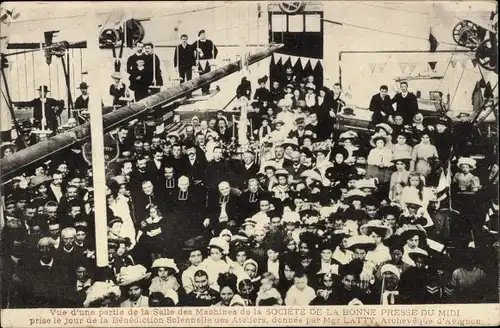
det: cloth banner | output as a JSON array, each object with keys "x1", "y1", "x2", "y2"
[
  {"x1": 368, "y1": 63, "x2": 377, "y2": 74},
  {"x1": 378, "y1": 62, "x2": 387, "y2": 73}
]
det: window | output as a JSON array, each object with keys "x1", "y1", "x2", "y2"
[
  {"x1": 288, "y1": 14, "x2": 304, "y2": 32},
  {"x1": 272, "y1": 14, "x2": 287, "y2": 32},
  {"x1": 305, "y1": 14, "x2": 321, "y2": 32}
]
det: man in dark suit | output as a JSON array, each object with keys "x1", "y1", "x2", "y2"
[
  {"x1": 391, "y1": 81, "x2": 419, "y2": 125},
  {"x1": 240, "y1": 178, "x2": 269, "y2": 219},
  {"x1": 205, "y1": 181, "x2": 241, "y2": 234},
  {"x1": 74, "y1": 82, "x2": 89, "y2": 110},
  {"x1": 143, "y1": 42, "x2": 163, "y2": 88},
  {"x1": 174, "y1": 34, "x2": 195, "y2": 83},
  {"x1": 164, "y1": 143, "x2": 185, "y2": 177},
  {"x1": 113, "y1": 126, "x2": 134, "y2": 158},
  {"x1": 158, "y1": 165, "x2": 177, "y2": 200},
  {"x1": 267, "y1": 144, "x2": 293, "y2": 168},
  {"x1": 236, "y1": 151, "x2": 259, "y2": 189},
  {"x1": 284, "y1": 150, "x2": 307, "y2": 180},
  {"x1": 131, "y1": 180, "x2": 165, "y2": 225},
  {"x1": 194, "y1": 29, "x2": 218, "y2": 95},
  {"x1": 26, "y1": 237, "x2": 71, "y2": 308},
  {"x1": 369, "y1": 85, "x2": 392, "y2": 125},
  {"x1": 129, "y1": 155, "x2": 153, "y2": 186},
  {"x1": 126, "y1": 41, "x2": 145, "y2": 75},
  {"x1": 150, "y1": 148, "x2": 166, "y2": 177},
  {"x1": 28, "y1": 85, "x2": 63, "y2": 133},
  {"x1": 205, "y1": 146, "x2": 233, "y2": 191},
  {"x1": 181, "y1": 140, "x2": 207, "y2": 186}
]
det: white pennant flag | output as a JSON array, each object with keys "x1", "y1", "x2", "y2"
[
  {"x1": 407, "y1": 63, "x2": 417, "y2": 75},
  {"x1": 459, "y1": 57, "x2": 469, "y2": 69},
  {"x1": 368, "y1": 63, "x2": 377, "y2": 74},
  {"x1": 281, "y1": 54, "x2": 291, "y2": 65},
  {"x1": 273, "y1": 53, "x2": 282, "y2": 64},
  {"x1": 309, "y1": 58, "x2": 319, "y2": 69},
  {"x1": 378, "y1": 62, "x2": 387, "y2": 73},
  {"x1": 482, "y1": 69, "x2": 491, "y2": 80},
  {"x1": 399, "y1": 63, "x2": 408, "y2": 75},
  {"x1": 290, "y1": 55, "x2": 299, "y2": 66},
  {"x1": 299, "y1": 57, "x2": 308, "y2": 67}
]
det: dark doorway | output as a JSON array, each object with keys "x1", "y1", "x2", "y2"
[{"x1": 268, "y1": 10, "x2": 324, "y2": 86}]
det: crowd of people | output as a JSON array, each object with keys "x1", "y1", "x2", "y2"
[{"x1": 1, "y1": 66, "x2": 499, "y2": 309}]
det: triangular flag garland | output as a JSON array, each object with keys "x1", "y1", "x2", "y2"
[
  {"x1": 378, "y1": 62, "x2": 386, "y2": 73},
  {"x1": 471, "y1": 58, "x2": 478, "y2": 68},
  {"x1": 368, "y1": 63, "x2": 377, "y2": 74},
  {"x1": 459, "y1": 58, "x2": 469, "y2": 69},
  {"x1": 450, "y1": 60, "x2": 457, "y2": 69},
  {"x1": 299, "y1": 56, "x2": 308, "y2": 68},
  {"x1": 407, "y1": 63, "x2": 417, "y2": 75},
  {"x1": 309, "y1": 58, "x2": 319, "y2": 69},
  {"x1": 289, "y1": 55, "x2": 299, "y2": 66},
  {"x1": 399, "y1": 63, "x2": 408, "y2": 75},
  {"x1": 428, "y1": 61, "x2": 437, "y2": 71}
]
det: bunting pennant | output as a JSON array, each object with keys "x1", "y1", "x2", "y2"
[
  {"x1": 428, "y1": 61, "x2": 437, "y2": 71},
  {"x1": 378, "y1": 62, "x2": 386, "y2": 73},
  {"x1": 309, "y1": 58, "x2": 319, "y2": 69},
  {"x1": 399, "y1": 63, "x2": 408, "y2": 75},
  {"x1": 450, "y1": 60, "x2": 457, "y2": 69},
  {"x1": 299, "y1": 56, "x2": 308, "y2": 68},
  {"x1": 407, "y1": 63, "x2": 417, "y2": 75},
  {"x1": 273, "y1": 53, "x2": 282, "y2": 64},
  {"x1": 368, "y1": 63, "x2": 377, "y2": 74},
  {"x1": 290, "y1": 55, "x2": 299, "y2": 66},
  {"x1": 471, "y1": 58, "x2": 478, "y2": 68},
  {"x1": 459, "y1": 57, "x2": 469, "y2": 69}
]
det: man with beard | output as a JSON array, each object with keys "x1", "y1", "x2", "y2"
[
  {"x1": 26, "y1": 237, "x2": 71, "y2": 307},
  {"x1": 240, "y1": 178, "x2": 269, "y2": 219},
  {"x1": 235, "y1": 151, "x2": 259, "y2": 189},
  {"x1": 288, "y1": 117, "x2": 311, "y2": 145},
  {"x1": 181, "y1": 140, "x2": 207, "y2": 186},
  {"x1": 129, "y1": 156, "x2": 153, "y2": 187},
  {"x1": 266, "y1": 144, "x2": 293, "y2": 169},
  {"x1": 113, "y1": 126, "x2": 134, "y2": 158},
  {"x1": 204, "y1": 181, "x2": 241, "y2": 234},
  {"x1": 284, "y1": 150, "x2": 307, "y2": 180},
  {"x1": 132, "y1": 180, "x2": 165, "y2": 225}
]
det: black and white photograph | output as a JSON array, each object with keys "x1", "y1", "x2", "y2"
[{"x1": 0, "y1": 1, "x2": 498, "y2": 326}]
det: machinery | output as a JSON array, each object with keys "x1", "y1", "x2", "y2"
[{"x1": 452, "y1": 10, "x2": 498, "y2": 72}]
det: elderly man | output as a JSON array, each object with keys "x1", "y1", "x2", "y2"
[
  {"x1": 27, "y1": 237, "x2": 71, "y2": 307},
  {"x1": 205, "y1": 181, "x2": 241, "y2": 234}
]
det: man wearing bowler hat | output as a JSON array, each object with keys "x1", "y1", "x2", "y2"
[
  {"x1": 74, "y1": 82, "x2": 89, "y2": 111},
  {"x1": 27, "y1": 85, "x2": 63, "y2": 134}
]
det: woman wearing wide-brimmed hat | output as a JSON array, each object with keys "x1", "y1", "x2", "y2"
[
  {"x1": 117, "y1": 264, "x2": 151, "y2": 307},
  {"x1": 361, "y1": 220, "x2": 393, "y2": 266},
  {"x1": 148, "y1": 258, "x2": 182, "y2": 305},
  {"x1": 367, "y1": 133, "x2": 393, "y2": 195},
  {"x1": 83, "y1": 281, "x2": 122, "y2": 308},
  {"x1": 453, "y1": 157, "x2": 481, "y2": 192},
  {"x1": 199, "y1": 237, "x2": 231, "y2": 292},
  {"x1": 389, "y1": 155, "x2": 412, "y2": 201},
  {"x1": 394, "y1": 224, "x2": 427, "y2": 267},
  {"x1": 399, "y1": 247, "x2": 431, "y2": 304}
]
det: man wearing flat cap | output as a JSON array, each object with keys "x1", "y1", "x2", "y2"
[{"x1": 195, "y1": 29, "x2": 218, "y2": 95}]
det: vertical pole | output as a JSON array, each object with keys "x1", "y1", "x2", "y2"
[{"x1": 87, "y1": 9, "x2": 108, "y2": 268}]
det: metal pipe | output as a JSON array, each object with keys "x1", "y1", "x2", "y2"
[{"x1": 0, "y1": 44, "x2": 283, "y2": 180}]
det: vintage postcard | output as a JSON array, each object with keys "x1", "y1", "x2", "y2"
[{"x1": 0, "y1": 1, "x2": 498, "y2": 327}]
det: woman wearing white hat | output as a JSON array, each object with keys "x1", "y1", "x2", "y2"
[
  {"x1": 83, "y1": 281, "x2": 122, "y2": 308},
  {"x1": 453, "y1": 157, "x2": 481, "y2": 192},
  {"x1": 149, "y1": 258, "x2": 181, "y2": 305},
  {"x1": 117, "y1": 265, "x2": 151, "y2": 307},
  {"x1": 361, "y1": 220, "x2": 393, "y2": 267},
  {"x1": 199, "y1": 237, "x2": 231, "y2": 292}
]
